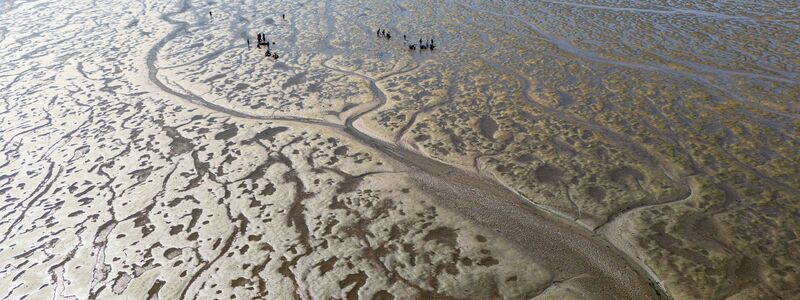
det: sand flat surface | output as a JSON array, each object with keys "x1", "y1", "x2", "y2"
[{"x1": 0, "y1": 0, "x2": 797, "y2": 299}]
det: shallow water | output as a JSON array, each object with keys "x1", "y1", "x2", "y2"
[{"x1": 0, "y1": 0, "x2": 798, "y2": 299}]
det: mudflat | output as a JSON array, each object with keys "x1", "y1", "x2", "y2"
[{"x1": 0, "y1": 0, "x2": 797, "y2": 299}]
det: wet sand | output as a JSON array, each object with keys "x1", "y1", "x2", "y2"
[{"x1": 0, "y1": 0, "x2": 798, "y2": 299}]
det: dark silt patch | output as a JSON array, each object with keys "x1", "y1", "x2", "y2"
[
  {"x1": 609, "y1": 166, "x2": 645, "y2": 188},
  {"x1": 164, "y1": 248, "x2": 182, "y2": 259},
  {"x1": 187, "y1": 42, "x2": 203, "y2": 49},
  {"x1": 260, "y1": 182, "x2": 276, "y2": 196},
  {"x1": 423, "y1": 227, "x2": 458, "y2": 247},
  {"x1": 253, "y1": 126, "x2": 288, "y2": 142},
  {"x1": 125, "y1": 18, "x2": 139, "y2": 28},
  {"x1": 413, "y1": 91, "x2": 432, "y2": 101},
  {"x1": 379, "y1": 52, "x2": 392, "y2": 62},
  {"x1": 164, "y1": 127, "x2": 193, "y2": 156},
  {"x1": 282, "y1": 72, "x2": 307, "y2": 89},
  {"x1": 273, "y1": 62, "x2": 290, "y2": 70},
  {"x1": 515, "y1": 153, "x2": 535, "y2": 163},
  {"x1": 333, "y1": 146, "x2": 349, "y2": 156},
  {"x1": 534, "y1": 164, "x2": 564, "y2": 184},
  {"x1": 338, "y1": 271, "x2": 367, "y2": 300},
  {"x1": 233, "y1": 83, "x2": 250, "y2": 91},
  {"x1": 479, "y1": 115, "x2": 498, "y2": 139},
  {"x1": 146, "y1": 280, "x2": 166, "y2": 299},
  {"x1": 204, "y1": 73, "x2": 226, "y2": 83},
  {"x1": 586, "y1": 186, "x2": 606, "y2": 203},
  {"x1": 558, "y1": 90, "x2": 575, "y2": 107},
  {"x1": 214, "y1": 123, "x2": 239, "y2": 140},
  {"x1": 374, "y1": 290, "x2": 394, "y2": 300}
]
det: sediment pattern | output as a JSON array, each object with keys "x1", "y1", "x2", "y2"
[{"x1": 0, "y1": 0, "x2": 797, "y2": 299}]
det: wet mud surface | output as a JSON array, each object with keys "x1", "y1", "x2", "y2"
[{"x1": 0, "y1": 0, "x2": 798, "y2": 299}]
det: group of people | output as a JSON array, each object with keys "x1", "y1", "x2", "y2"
[
  {"x1": 376, "y1": 28, "x2": 391, "y2": 39},
  {"x1": 255, "y1": 33, "x2": 272, "y2": 48},
  {"x1": 248, "y1": 33, "x2": 279, "y2": 60},
  {"x1": 409, "y1": 38, "x2": 435, "y2": 51},
  {"x1": 240, "y1": 13, "x2": 287, "y2": 60},
  {"x1": 376, "y1": 28, "x2": 436, "y2": 52},
  {"x1": 244, "y1": 20, "x2": 438, "y2": 61}
]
